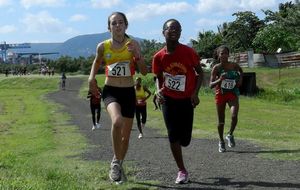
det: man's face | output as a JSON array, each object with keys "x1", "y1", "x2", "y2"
[{"x1": 163, "y1": 21, "x2": 181, "y2": 42}]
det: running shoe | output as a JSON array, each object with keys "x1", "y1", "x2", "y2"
[
  {"x1": 226, "y1": 134, "x2": 235, "y2": 148},
  {"x1": 92, "y1": 125, "x2": 96, "y2": 131},
  {"x1": 219, "y1": 141, "x2": 226, "y2": 153},
  {"x1": 115, "y1": 165, "x2": 127, "y2": 185},
  {"x1": 109, "y1": 159, "x2": 121, "y2": 182},
  {"x1": 96, "y1": 123, "x2": 102, "y2": 129},
  {"x1": 175, "y1": 170, "x2": 189, "y2": 184},
  {"x1": 138, "y1": 133, "x2": 143, "y2": 139}
]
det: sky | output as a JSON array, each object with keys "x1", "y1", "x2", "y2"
[{"x1": 0, "y1": 0, "x2": 292, "y2": 45}]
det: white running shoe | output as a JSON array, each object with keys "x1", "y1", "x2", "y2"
[
  {"x1": 138, "y1": 133, "x2": 143, "y2": 139},
  {"x1": 219, "y1": 141, "x2": 226, "y2": 153},
  {"x1": 96, "y1": 123, "x2": 102, "y2": 129},
  {"x1": 92, "y1": 125, "x2": 96, "y2": 131},
  {"x1": 226, "y1": 134, "x2": 236, "y2": 147},
  {"x1": 175, "y1": 170, "x2": 189, "y2": 184}
]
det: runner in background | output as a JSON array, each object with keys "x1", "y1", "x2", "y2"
[
  {"x1": 209, "y1": 45, "x2": 243, "y2": 153},
  {"x1": 152, "y1": 76, "x2": 161, "y2": 110},
  {"x1": 61, "y1": 72, "x2": 66, "y2": 90},
  {"x1": 88, "y1": 12, "x2": 147, "y2": 184},
  {"x1": 87, "y1": 79, "x2": 102, "y2": 131},
  {"x1": 135, "y1": 77, "x2": 151, "y2": 139}
]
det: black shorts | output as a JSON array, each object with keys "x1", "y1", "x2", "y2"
[
  {"x1": 162, "y1": 96, "x2": 194, "y2": 146},
  {"x1": 102, "y1": 85, "x2": 136, "y2": 118}
]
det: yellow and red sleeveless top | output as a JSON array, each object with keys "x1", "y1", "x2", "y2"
[
  {"x1": 136, "y1": 86, "x2": 146, "y2": 100},
  {"x1": 103, "y1": 39, "x2": 135, "y2": 77},
  {"x1": 135, "y1": 86, "x2": 147, "y2": 106}
]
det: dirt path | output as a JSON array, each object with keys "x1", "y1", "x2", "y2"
[{"x1": 47, "y1": 77, "x2": 300, "y2": 190}]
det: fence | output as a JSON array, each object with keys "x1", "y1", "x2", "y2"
[{"x1": 234, "y1": 51, "x2": 300, "y2": 68}]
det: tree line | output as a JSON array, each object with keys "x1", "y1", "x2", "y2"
[{"x1": 192, "y1": 1, "x2": 300, "y2": 58}]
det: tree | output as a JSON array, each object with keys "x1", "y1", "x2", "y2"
[
  {"x1": 253, "y1": 1, "x2": 300, "y2": 52},
  {"x1": 191, "y1": 31, "x2": 222, "y2": 58},
  {"x1": 252, "y1": 24, "x2": 294, "y2": 52},
  {"x1": 140, "y1": 39, "x2": 164, "y2": 69},
  {"x1": 223, "y1": 11, "x2": 264, "y2": 52}
]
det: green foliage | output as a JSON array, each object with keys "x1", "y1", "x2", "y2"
[
  {"x1": 252, "y1": 24, "x2": 295, "y2": 52},
  {"x1": 250, "y1": 67, "x2": 300, "y2": 104},
  {"x1": 256, "y1": 2, "x2": 300, "y2": 52},
  {"x1": 223, "y1": 11, "x2": 265, "y2": 52},
  {"x1": 140, "y1": 39, "x2": 164, "y2": 66},
  {"x1": 257, "y1": 87, "x2": 300, "y2": 103},
  {"x1": 192, "y1": 2, "x2": 299, "y2": 54},
  {"x1": 191, "y1": 31, "x2": 222, "y2": 58}
]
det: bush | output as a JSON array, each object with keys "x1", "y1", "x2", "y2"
[{"x1": 256, "y1": 87, "x2": 299, "y2": 103}]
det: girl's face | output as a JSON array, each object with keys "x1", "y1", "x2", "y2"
[
  {"x1": 109, "y1": 14, "x2": 127, "y2": 36},
  {"x1": 163, "y1": 21, "x2": 181, "y2": 42},
  {"x1": 218, "y1": 48, "x2": 229, "y2": 63}
]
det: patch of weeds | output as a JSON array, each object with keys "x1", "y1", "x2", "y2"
[
  {"x1": 256, "y1": 87, "x2": 299, "y2": 104},
  {"x1": 0, "y1": 152, "x2": 16, "y2": 169}
]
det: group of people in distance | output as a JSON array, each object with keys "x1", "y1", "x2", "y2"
[{"x1": 87, "y1": 12, "x2": 243, "y2": 185}]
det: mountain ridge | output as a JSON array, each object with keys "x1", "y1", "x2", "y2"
[{"x1": 12, "y1": 32, "x2": 144, "y2": 59}]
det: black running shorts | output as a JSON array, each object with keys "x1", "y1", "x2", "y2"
[
  {"x1": 102, "y1": 85, "x2": 136, "y2": 118},
  {"x1": 162, "y1": 96, "x2": 194, "y2": 146}
]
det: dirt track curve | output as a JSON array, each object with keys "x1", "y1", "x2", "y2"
[{"x1": 47, "y1": 77, "x2": 300, "y2": 190}]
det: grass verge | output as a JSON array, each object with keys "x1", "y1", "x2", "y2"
[{"x1": 0, "y1": 75, "x2": 158, "y2": 190}]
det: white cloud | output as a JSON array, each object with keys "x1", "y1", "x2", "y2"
[
  {"x1": 240, "y1": 0, "x2": 277, "y2": 10},
  {"x1": 0, "y1": 0, "x2": 12, "y2": 7},
  {"x1": 69, "y1": 14, "x2": 88, "y2": 22},
  {"x1": 196, "y1": 0, "x2": 238, "y2": 15},
  {"x1": 196, "y1": 0, "x2": 280, "y2": 15},
  {"x1": 126, "y1": 2, "x2": 192, "y2": 21},
  {"x1": 91, "y1": 0, "x2": 121, "y2": 9},
  {"x1": 20, "y1": 11, "x2": 75, "y2": 34},
  {"x1": 0, "y1": 25, "x2": 17, "y2": 34},
  {"x1": 20, "y1": 0, "x2": 66, "y2": 9},
  {"x1": 195, "y1": 18, "x2": 223, "y2": 33}
]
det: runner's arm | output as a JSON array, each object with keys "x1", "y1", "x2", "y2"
[{"x1": 88, "y1": 43, "x2": 104, "y2": 95}]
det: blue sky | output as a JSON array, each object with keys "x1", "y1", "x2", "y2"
[{"x1": 0, "y1": 0, "x2": 291, "y2": 45}]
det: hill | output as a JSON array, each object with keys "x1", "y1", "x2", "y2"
[
  {"x1": 12, "y1": 32, "x2": 144, "y2": 59},
  {"x1": 58, "y1": 32, "x2": 111, "y2": 58}
]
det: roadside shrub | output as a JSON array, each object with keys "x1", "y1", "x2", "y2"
[{"x1": 256, "y1": 87, "x2": 299, "y2": 103}]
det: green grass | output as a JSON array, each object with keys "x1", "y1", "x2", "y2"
[
  {"x1": 138, "y1": 68, "x2": 300, "y2": 161},
  {"x1": 0, "y1": 75, "x2": 158, "y2": 190}
]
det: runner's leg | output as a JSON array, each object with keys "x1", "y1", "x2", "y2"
[
  {"x1": 216, "y1": 103, "x2": 226, "y2": 142},
  {"x1": 228, "y1": 98, "x2": 239, "y2": 135}
]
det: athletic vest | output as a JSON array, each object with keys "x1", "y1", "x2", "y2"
[
  {"x1": 103, "y1": 39, "x2": 135, "y2": 77},
  {"x1": 218, "y1": 67, "x2": 240, "y2": 95},
  {"x1": 135, "y1": 86, "x2": 147, "y2": 106},
  {"x1": 136, "y1": 86, "x2": 146, "y2": 100}
]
